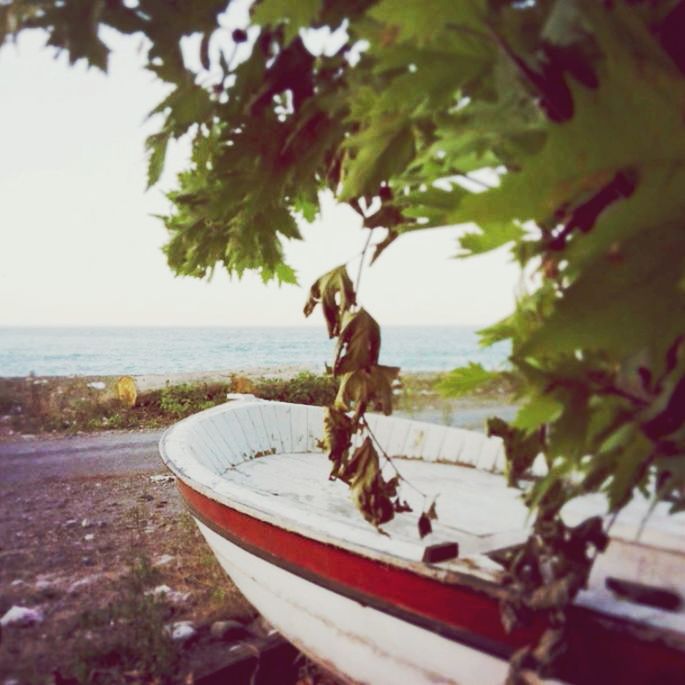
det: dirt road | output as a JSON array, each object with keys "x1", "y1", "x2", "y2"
[{"x1": 0, "y1": 429, "x2": 166, "y2": 483}]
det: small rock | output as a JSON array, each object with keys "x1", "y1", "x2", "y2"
[
  {"x1": 210, "y1": 619, "x2": 250, "y2": 642},
  {"x1": 81, "y1": 518, "x2": 91, "y2": 528},
  {"x1": 87, "y1": 381, "x2": 106, "y2": 390},
  {"x1": 35, "y1": 580, "x2": 60, "y2": 599},
  {"x1": 81, "y1": 556, "x2": 95, "y2": 567},
  {"x1": 149, "y1": 474, "x2": 174, "y2": 484},
  {"x1": 64, "y1": 519, "x2": 78, "y2": 528},
  {"x1": 165, "y1": 621, "x2": 195, "y2": 642},
  {"x1": 153, "y1": 554, "x2": 175, "y2": 567},
  {"x1": 10, "y1": 579, "x2": 25, "y2": 587},
  {"x1": 83, "y1": 533, "x2": 95, "y2": 542},
  {"x1": 146, "y1": 585, "x2": 190, "y2": 604},
  {"x1": 0, "y1": 605, "x2": 44, "y2": 628},
  {"x1": 147, "y1": 584, "x2": 172, "y2": 596}
]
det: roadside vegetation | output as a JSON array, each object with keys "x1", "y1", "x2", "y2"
[
  {"x1": 0, "y1": 372, "x2": 331, "y2": 436},
  {"x1": 0, "y1": 371, "x2": 514, "y2": 438}
]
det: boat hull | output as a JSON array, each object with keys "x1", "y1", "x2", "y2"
[
  {"x1": 180, "y1": 480, "x2": 685, "y2": 685},
  {"x1": 194, "y1": 518, "x2": 509, "y2": 685},
  {"x1": 160, "y1": 401, "x2": 685, "y2": 684}
]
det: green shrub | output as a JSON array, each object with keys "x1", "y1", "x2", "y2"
[
  {"x1": 159, "y1": 381, "x2": 230, "y2": 416},
  {"x1": 253, "y1": 371, "x2": 337, "y2": 405}
]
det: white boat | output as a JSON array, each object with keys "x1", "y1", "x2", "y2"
[{"x1": 159, "y1": 398, "x2": 685, "y2": 684}]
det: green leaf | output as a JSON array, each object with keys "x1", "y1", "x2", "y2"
[
  {"x1": 252, "y1": 0, "x2": 320, "y2": 45},
  {"x1": 437, "y1": 362, "x2": 498, "y2": 397},
  {"x1": 487, "y1": 417, "x2": 544, "y2": 487},
  {"x1": 522, "y1": 222, "x2": 685, "y2": 361},
  {"x1": 340, "y1": 118, "x2": 415, "y2": 200},
  {"x1": 605, "y1": 430, "x2": 652, "y2": 512},
  {"x1": 368, "y1": 0, "x2": 487, "y2": 49},
  {"x1": 457, "y1": 221, "x2": 524, "y2": 258},
  {"x1": 454, "y1": 16, "x2": 685, "y2": 228},
  {"x1": 293, "y1": 196, "x2": 318, "y2": 222},
  {"x1": 145, "y1": 131, "x2": 170, "y2": 189},
  {"x1": 513, "y1": 395, "x2": 563, "y2": 431}
]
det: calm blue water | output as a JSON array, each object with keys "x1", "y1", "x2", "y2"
[{"x1": 0, "y1": 327, "x2": 509, "y2": 377}]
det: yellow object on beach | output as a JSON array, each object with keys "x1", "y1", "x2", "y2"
[{"x1": 116, "y1": 376, "x2": 137, "y2": 408}]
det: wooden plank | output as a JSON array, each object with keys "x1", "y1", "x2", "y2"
[
  {"x1": 306, "y1": 405, "x2": 324, "y2": 452},
  {"x1": 290, "y1": 405, "x2": 309, "y2": 453},
  {"x1": 403, "y1": 421, "x2": 429, "y2": 460},
  {"x1": 438, "y1": 428, "x2": 467, "y2": 463},
  {"x1": 217, "y1": 409, "x2": 252, "y2": 462},
  {"x1": 420, "y1": 424, "x2": 448, "y2": 462},
  {"x1": 276, "y1": 403, "x2": 294, "y2": 453},
  {"x1": 476, "y1": 436, "x2": 504, "y2": 473},
  {"x1": 258, "y1": 403, "x2": 286, "y2": 454},
  {"x1": 234, "y1": 406, "x2": 271, "y2": 456},
  {"x1": 385, "y1": 417, "x2": 410, "y2": 458}
]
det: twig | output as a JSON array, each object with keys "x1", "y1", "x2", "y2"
[
  {"x1": 361, "y1": 417, "x2": 429, "y2": 500},
  {"x1": 355, "y1": 229, "x2": 374, "y2": 295}
]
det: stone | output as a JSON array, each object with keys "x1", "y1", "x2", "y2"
[
  {"x1": 35, "y1": 580, "x2": 59, "y2": 598},
  {"x1": 149, "y1": 474, "x2": 174, "y2": 484},
  {"x1": 0, "y1": 606, "x2": 44, "y2": 628},
  {"x1": 165, "y1": 621, "x2": 195, "y2": 642},
  {"x1": 146, "y1": 585, "x2": 190, "y2": 604},
  {"x1": 153, "y1": 554, "x2": 175, "y2": 567},
  {"x1": 81, "y1": 518, "x2": 91, "y2": 528},
  {"x1": 209, "y1": 619, "x2": 250, "y2": 642},
  {"x1": 83, "y1": 533, "x2": 95, "y2": 542}
]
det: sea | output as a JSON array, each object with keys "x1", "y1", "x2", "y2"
[{"x1": 0, "y1": 326, "x2": 509, "y2": 377}]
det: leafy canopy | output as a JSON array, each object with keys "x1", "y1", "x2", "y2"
[{"x1": 4, "y1": 0, "x2": 685, "y2": 680}]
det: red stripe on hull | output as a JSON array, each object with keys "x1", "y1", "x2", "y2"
[{"x1": 178, "y1": 480, "x2": 685, "y2": 684}]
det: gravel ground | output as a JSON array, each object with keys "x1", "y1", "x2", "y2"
[{"x1": 0, "y1": 433, "x2": 268, "y2": 684}]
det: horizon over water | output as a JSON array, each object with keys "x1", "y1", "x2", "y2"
[{"x1": 0, "y1": 326, "x2": 509, "y2": 377}]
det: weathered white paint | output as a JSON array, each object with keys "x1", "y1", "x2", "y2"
[{"x1": 195, "y1": 518, "x2": 510, "y2": 685}]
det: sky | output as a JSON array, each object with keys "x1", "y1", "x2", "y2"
[{"x1": 0, "y1": 22, "x2": 520, "y2": 329}]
